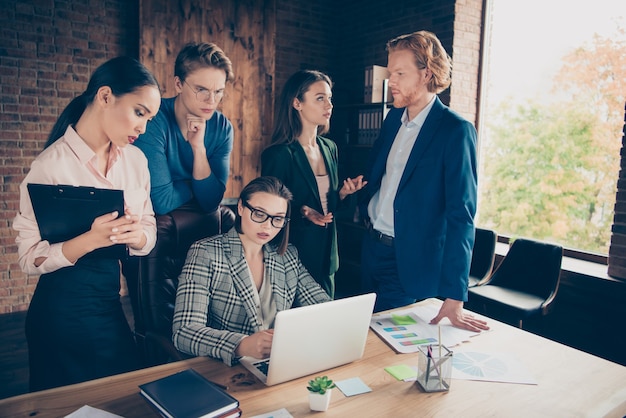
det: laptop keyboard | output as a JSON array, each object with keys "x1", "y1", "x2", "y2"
[{"x1": 254, "y1": 359, "x2": 270, "y2": 376}]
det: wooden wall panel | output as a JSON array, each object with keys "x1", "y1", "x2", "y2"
[{"x1": 139, "y1": 0, "x2": 276, "y2": 198}]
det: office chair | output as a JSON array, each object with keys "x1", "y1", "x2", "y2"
[
  {"x1": 123, "y1": 202, "x2": 235, "y2": 367},
  {"x1": 468, "y1": 228, "x2": 497, "y2": 287},
  {"x1": 467, "y1": 237, "x2": 563, "y2": 329}
]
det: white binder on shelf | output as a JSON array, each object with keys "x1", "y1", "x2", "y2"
[{"x1": 364, "y1": 65, "x2": 390, "y2": 103}]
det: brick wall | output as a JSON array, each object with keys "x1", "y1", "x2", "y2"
[
  {"x1": 274, "y1": 0, "x2": 338, "y2": 108},
  {"x1": 451, "y1": 0, "x2": 484, "y2": 121},
  {"x1": 0, "y1": 0, "x2": 139, "y2": 313}
]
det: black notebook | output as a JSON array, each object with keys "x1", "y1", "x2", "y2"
[
  {"x1": 139, "y1": 369, "x2": 239, "y2": 418},
  {"x1": 27, "y1": 183, "x2": 128, "y2": 260}
]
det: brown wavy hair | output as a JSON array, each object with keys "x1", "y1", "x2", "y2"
[{"x1": 386, "y1": 30, "x2": 452, "y2": 94}]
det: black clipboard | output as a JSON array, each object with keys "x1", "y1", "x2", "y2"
[{"x1": 27, "y1": 183, "x2": 128, "y2": 260}]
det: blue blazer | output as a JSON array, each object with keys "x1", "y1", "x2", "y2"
[{"x1": 360, "y1": 97, "x2": 477, "y2": 301}]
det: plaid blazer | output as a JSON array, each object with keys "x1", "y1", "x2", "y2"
[{"x1": 172, "y1": 228, "x2": 331, "y2": 365}]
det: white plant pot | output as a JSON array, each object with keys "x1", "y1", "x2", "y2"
[{"x1": 308, "y1": 389, "x2": 332, "y2": 411}]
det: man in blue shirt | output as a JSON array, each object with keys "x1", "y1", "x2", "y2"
[{"x1": 134, "y1": 42, "x2": 234, "y2": 215}]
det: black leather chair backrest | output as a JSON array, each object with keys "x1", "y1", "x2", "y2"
[
  {"x1": 469, "y1": 228, "x2": 497, "y2": 285},
  {"x1": 124, "y1": 204, "x2": 235, "y2": 366},
  {"x1": 486, "y1": 238, "x2": 563, "y2": 299}
]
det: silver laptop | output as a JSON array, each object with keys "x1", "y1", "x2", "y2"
[{"x1": 240, "y1": 293, "x2": 376, "y2": 386}]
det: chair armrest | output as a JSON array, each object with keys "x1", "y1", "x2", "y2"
[{"x1": 144, "y1": 330, "x2": 192, "y2": 363}]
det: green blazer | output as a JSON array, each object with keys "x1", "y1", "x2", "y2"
[{"x1": 261, "y1": 136, "x2": 340, "y2": 297}]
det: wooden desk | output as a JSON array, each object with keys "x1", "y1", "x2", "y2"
[{"x1": 1, "y1": 299, "x2": 625, "y2": 417}]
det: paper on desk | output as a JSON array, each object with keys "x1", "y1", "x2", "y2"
[
  {"x1": 335, "y1": 377, "x2": 372, "y2": 396},
  {"x1": 451, "y1": 351, "x2": 537, "y2": 384},
  {"x1": 385, "y1": 364, "x2": 418, "y2": 381},
  {"x1": 370, "y1": 303, "x2": 481, "y2": 353},
  {"x1": 402, "y1": 351, "x2": 537, "y2": 385},
  {"x1": 249, "y1": 407, "x2": 294, "y2": 418},
  {"x1": 64, "y1": 405, "x2": 123, "y2": 418}
]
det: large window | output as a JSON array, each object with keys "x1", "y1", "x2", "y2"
[{"x1": 477, "y1": 0, "x2": 626, "y2": 256}]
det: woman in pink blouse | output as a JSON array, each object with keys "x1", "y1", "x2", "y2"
[{"x1": 13, "y1": 57, "x2": 161, "y2": 391}]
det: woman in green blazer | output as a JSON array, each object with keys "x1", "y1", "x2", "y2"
[{"x1": 261, "y1": 70, "x2": 366, "y2": 297}]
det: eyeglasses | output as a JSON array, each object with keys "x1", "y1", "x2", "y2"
[
  {"x1": 243, "y1": 201, "x2": 289, "y2": 229},
  {"x1": 184, "y1": 80, "x2": 225, "y2": 103}
]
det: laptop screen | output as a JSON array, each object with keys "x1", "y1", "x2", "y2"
[{"x1": 241, "y1": 293, "x2": 376, "y2": 386}]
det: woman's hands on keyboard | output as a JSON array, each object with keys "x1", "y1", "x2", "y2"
[{"x1": 235, "y1": 329, "x2": 274, "y2": 359}]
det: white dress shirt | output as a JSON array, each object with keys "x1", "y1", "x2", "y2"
[
  {"x1": 367, "y1": 96, "x2": 436, "y2": 236},
  {"x1": 13, "y1": 126, "x2": 157, "y2": 275}
]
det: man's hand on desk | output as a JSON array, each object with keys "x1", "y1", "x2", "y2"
[{"x1": 430, "y1": 298, "x2": 490, "y2": 332}]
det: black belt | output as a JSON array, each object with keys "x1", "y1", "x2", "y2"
[{"x1": 365, "y1": 219, "x2": 394, "y2": 246}]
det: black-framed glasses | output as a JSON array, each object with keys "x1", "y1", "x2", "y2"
[
  {"x1": 184, "y1": 80, "x2": 225, "y2": 103},
  {"x1": 243, "y1": 201, "x2": 289, "y2": 229}
]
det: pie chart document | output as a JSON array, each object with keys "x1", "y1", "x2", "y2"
[{"x1": 452, "y1": 351, "x2": 537, "y2": 384}]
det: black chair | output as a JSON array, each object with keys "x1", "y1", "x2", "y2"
[
  {"x1": 467, "y1": 238, "x2": 563, "y2": 328},
  {"x1": 468, "y1": 228, "x2": 497, "y2": 287},
  {"x1": 123, "y1": 203, "x2": 235, "y2": 367}
]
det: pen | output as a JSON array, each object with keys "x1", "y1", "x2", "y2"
[
  {"x1": 425, "y1": 345, "x2": 432, "y2": 388},
  {"x1": 438, "y1": 325, "x2": 443, "y2": 388},
  {"x1": 427, "y1": 344, "x2": 443, "y2": 388}
]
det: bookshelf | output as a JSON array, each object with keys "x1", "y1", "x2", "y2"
[{"x1": 330, "y1": 98, "x2": 392, "y2": 179}]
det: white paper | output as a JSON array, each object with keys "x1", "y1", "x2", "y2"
[
  {"x1": 451, "y1": 351, "x2": 537, "y2": 384},
  {"x1": 370, "y1": 304, "x2": 481, "y2": 353},
  {"x1": 249, "y1": 407, "x2": 294, "y2": 418},
  {"x1": 64, "y1": 405, "x2": 124, "y2": 418},
  {"x1": 402, "y1": 350, "x2": 537, "y2": 385}
]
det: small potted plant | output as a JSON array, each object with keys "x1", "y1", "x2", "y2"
[{"x1": 307, "y1": 375, "x2": 336, "y2": 411}]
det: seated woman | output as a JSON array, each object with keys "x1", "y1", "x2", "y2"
[{"x1": 172, "y1": 176, "x2": 331, "y2": 365}]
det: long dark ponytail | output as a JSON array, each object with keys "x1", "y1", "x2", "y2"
[{"x1": 45, "y1": 56, "x2": 159, "y2": 148}]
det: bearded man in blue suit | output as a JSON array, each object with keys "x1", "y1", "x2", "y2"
[{"x1": 360, "y1": 30, "x2": 489, "y2": 332}]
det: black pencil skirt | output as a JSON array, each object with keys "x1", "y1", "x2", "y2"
[{"x1": 25, "y1": 257, "x2": 139, "y2": 392}]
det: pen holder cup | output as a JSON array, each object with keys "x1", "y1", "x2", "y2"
[{"x1": 416, "y1": 344, "x2": 452, "y2": 392}]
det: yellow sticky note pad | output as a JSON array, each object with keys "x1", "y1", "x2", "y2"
[
  {"x1": 390, "y1": 314, "x2": 417, "y2": 326},
  {"x1": 385, "y1": 364, "x2": 417, "y2": 381}
]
